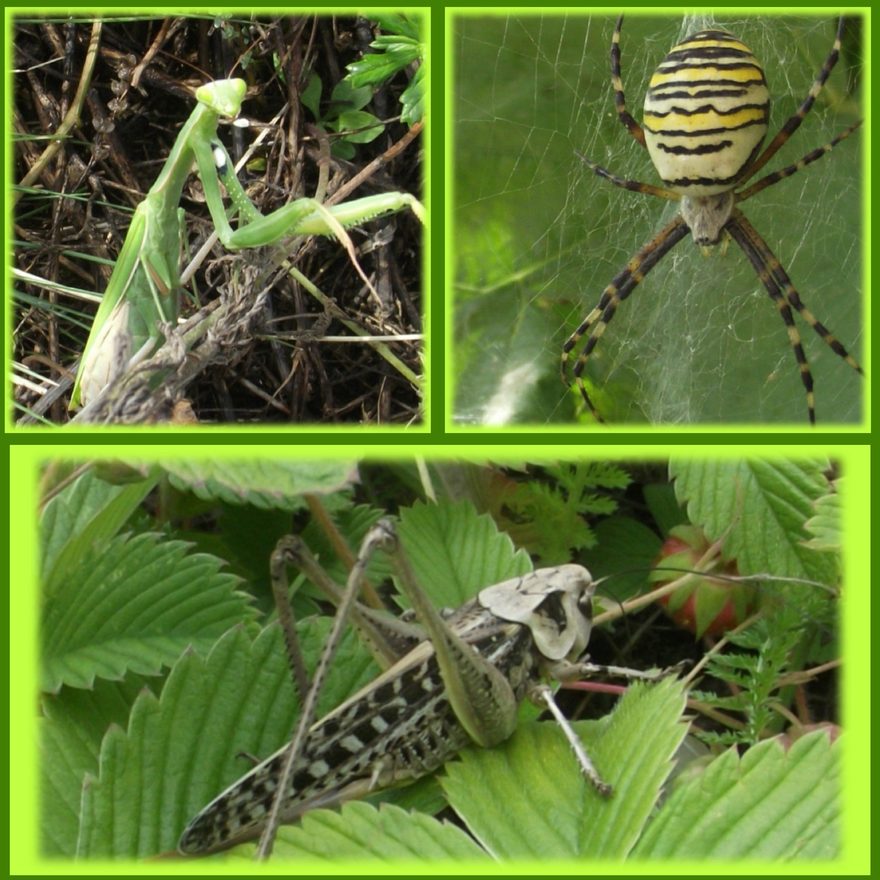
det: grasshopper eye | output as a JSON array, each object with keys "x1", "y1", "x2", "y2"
[{"x1": 577, "y1": 592, "x2": 593, "y2": 622}]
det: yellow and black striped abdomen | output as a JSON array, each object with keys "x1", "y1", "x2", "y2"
[{"x1": 643, "y1": 30, "x2": 770, "y2": 196}]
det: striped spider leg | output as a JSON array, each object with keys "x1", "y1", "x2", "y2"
[{"x1": 562, "y1": 15, "x2": 863, "y2": 424}]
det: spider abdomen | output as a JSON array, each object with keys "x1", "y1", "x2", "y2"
[{"x1": 643, "y1": 29, "x2": 770, "y2": 196}]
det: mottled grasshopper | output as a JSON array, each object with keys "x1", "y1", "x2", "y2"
[{"x1": 179, "y1": 519, "x2": 669, "y2": 856}]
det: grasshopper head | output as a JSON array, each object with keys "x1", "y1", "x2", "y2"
[
  {"x1": 195, "y1": 79, "x2": 247, "y2": 119},
  {"x1": 479, "y1": 565, "x2": 595, "y2": 662}
]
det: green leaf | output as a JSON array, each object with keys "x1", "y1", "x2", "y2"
[
  {"x1": 40, "y1": 466, "x2": 158, "y2": 597},
  {"x1": 400, "y1": 62, "x2": 425, "y2": 125},
  {"x1": 331, "y1": 140, "x2": 356, "y2": 161},
  {"x1": 372, "y1": 14, "x2": 421, "y2": 41},
  {"x1": 396, "y1": 500, "x2": 532, "y2": 609},
  {"x1": 335, "y1": 110, "x2": 384, "y2": 144},
  {"x1": 41, "y1": 712, "x2": 103, "y2": 855},
  {"x1": 588, "y1": 515, "x2": 663, "y2": 600},
  {"x1": 301, "y1": 71, "x2": 322, "y2": 119},
  {"x1": 643, "y1": 479, "x2": 687, "y2": 536},
  {"x1": 77, "y1": 621, "x2": 377, "y2": 857},
  {"x1": 803, "y1": 480, "x2": 843, "y2": 551},
  {"x1": 668, "y1": 458, "x2": 836, "y2": 584},
  {"x1": 204, "y1": 503, "x2": 305, "y2": 594},
  {"x1": 346, "y1": 37, "x2": 421, "y2": 88},
  {"x1": 266, "y1": 802, "x2": 487, "y2": 860},
  {"x1": 634, "y1": 731, "x2": 840, "y2": 859},
  {"x1": 40, "y1": 675, "x2": 161, "y2": 855},
  {"x1": 496, "y1": 481, "x2": 594, "y2": 566},
  {"x1": 328, "y1": 78, "x2": 373, "y2": 114},
  {"x1": 362, "y1": 773, "x2": 447, "y2": 817},
  {"x1": 486, "y1": 462, "x2": 631, "y2": 565},
  {"x1": 371, "y1": 34, "x2": 422, "y2": 57},
  {"x1": 41, "y1": 532, "x2": 255, "y2": 692},
  {"x1": 162, "y1": 459, "x2": 357, "y2": 510},
  {"x1": 442, "y1": 679, "x2": 688, "y2": 858}
]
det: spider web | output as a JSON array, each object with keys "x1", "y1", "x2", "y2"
[{"x1": 452, "y1": 14, "x2": 864, "y2": 426}]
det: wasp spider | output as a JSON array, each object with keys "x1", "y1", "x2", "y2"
[{"x1": 562, "y1": 16, "x2": 862, "y2": 424}]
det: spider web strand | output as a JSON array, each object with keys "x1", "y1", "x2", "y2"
[{"x1": 742, "y1": 17, "x2": 846, "y2": 183}]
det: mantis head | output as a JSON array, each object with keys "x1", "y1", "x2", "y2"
[{"x1": 195, "y1": 79, "x2": 247, "y2": 119}]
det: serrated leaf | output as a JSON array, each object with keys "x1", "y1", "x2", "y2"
[
  {"x1": 77, "y1": 621, "x2": 377, "y2": 857},
  {"x1": 442, "y1": 679, "x2": 688, "y2": 859},
  {"x1": 396, "y1": 500, "x2": 532, "y2": 609},
  {"x1": 40, "y1": 467, "x2": 157, "y2": 597},
  {"x1": 668, "y1": 459, "x2": 836, "y2": 584},
  {"x1": 161, "y1": 460, "x2": 357, "y2": 509},
  {"x1": 41, "y1": 675, "x2": 163, "y2": 854},
  {"x1": 803, "y1": 485, "x2": 842, "y2": 551},
  {"x1": 264, "y1": 802, "x2": 487, "y2": 861},
  {"x1": 41, "y1": 713, "x2": 101, "y2": 855},
  {"x1": 498, "y1": 479, "x2": 595, "y2": 565},
  {"x1": 362, "y1": 773, "x2": 447, "y2": 818},
  {"x1": 634, "y1": 731, "x2": 840, "y2": 859},
  {"x1": 42, "y1": 533, "x2": 255, "y2": 692}
]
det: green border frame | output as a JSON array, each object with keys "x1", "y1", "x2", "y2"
[
  {"x1": 445, "y1": 7, "x2": 872, "y2": 434},
  {"x1": 7, "y1": 6, "x2": 431, "y2": 433},
  {"x1": 10, "y1": 443, "x2": 871, "y2": 873}
]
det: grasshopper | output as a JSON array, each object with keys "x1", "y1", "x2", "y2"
[{"x1": 178, "y1": 519, "x2": 671, "y2": 856}]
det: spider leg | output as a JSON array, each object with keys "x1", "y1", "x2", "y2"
[
  {"x1": 737, "y1": 119, "x2": 861, "y2": 204},
  {"x1": 744, "y1": 17, "x2": 848, "y2": 183},
  {"x1": 726, "y1": 209, "x2": 862, "y2": 425},
  {"x1": 610, "y1": 15, "x2": 646, "y2": 147},
  {"x1": 562, "y1": 216, "x2": 689, "y2": 421},
  {"x1": 575, "y1": 152, "x2": 678, "y2": 201}
]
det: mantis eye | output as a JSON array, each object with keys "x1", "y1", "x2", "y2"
[{"x1": 212, "y1": 145, "x2": 227, "y2": 174}]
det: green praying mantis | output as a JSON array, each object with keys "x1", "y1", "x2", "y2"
[{"x1": 69, "y1": 77, "x2": 423, "y2": 410}]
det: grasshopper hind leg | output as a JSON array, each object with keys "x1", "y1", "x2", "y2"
[{"x1": 179, "y1": 521, "x2": 400, "y2": 858}]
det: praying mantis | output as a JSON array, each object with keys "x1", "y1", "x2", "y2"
[{"x1": 68, "y1": 77, "x2": 423, "y2": 410}]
